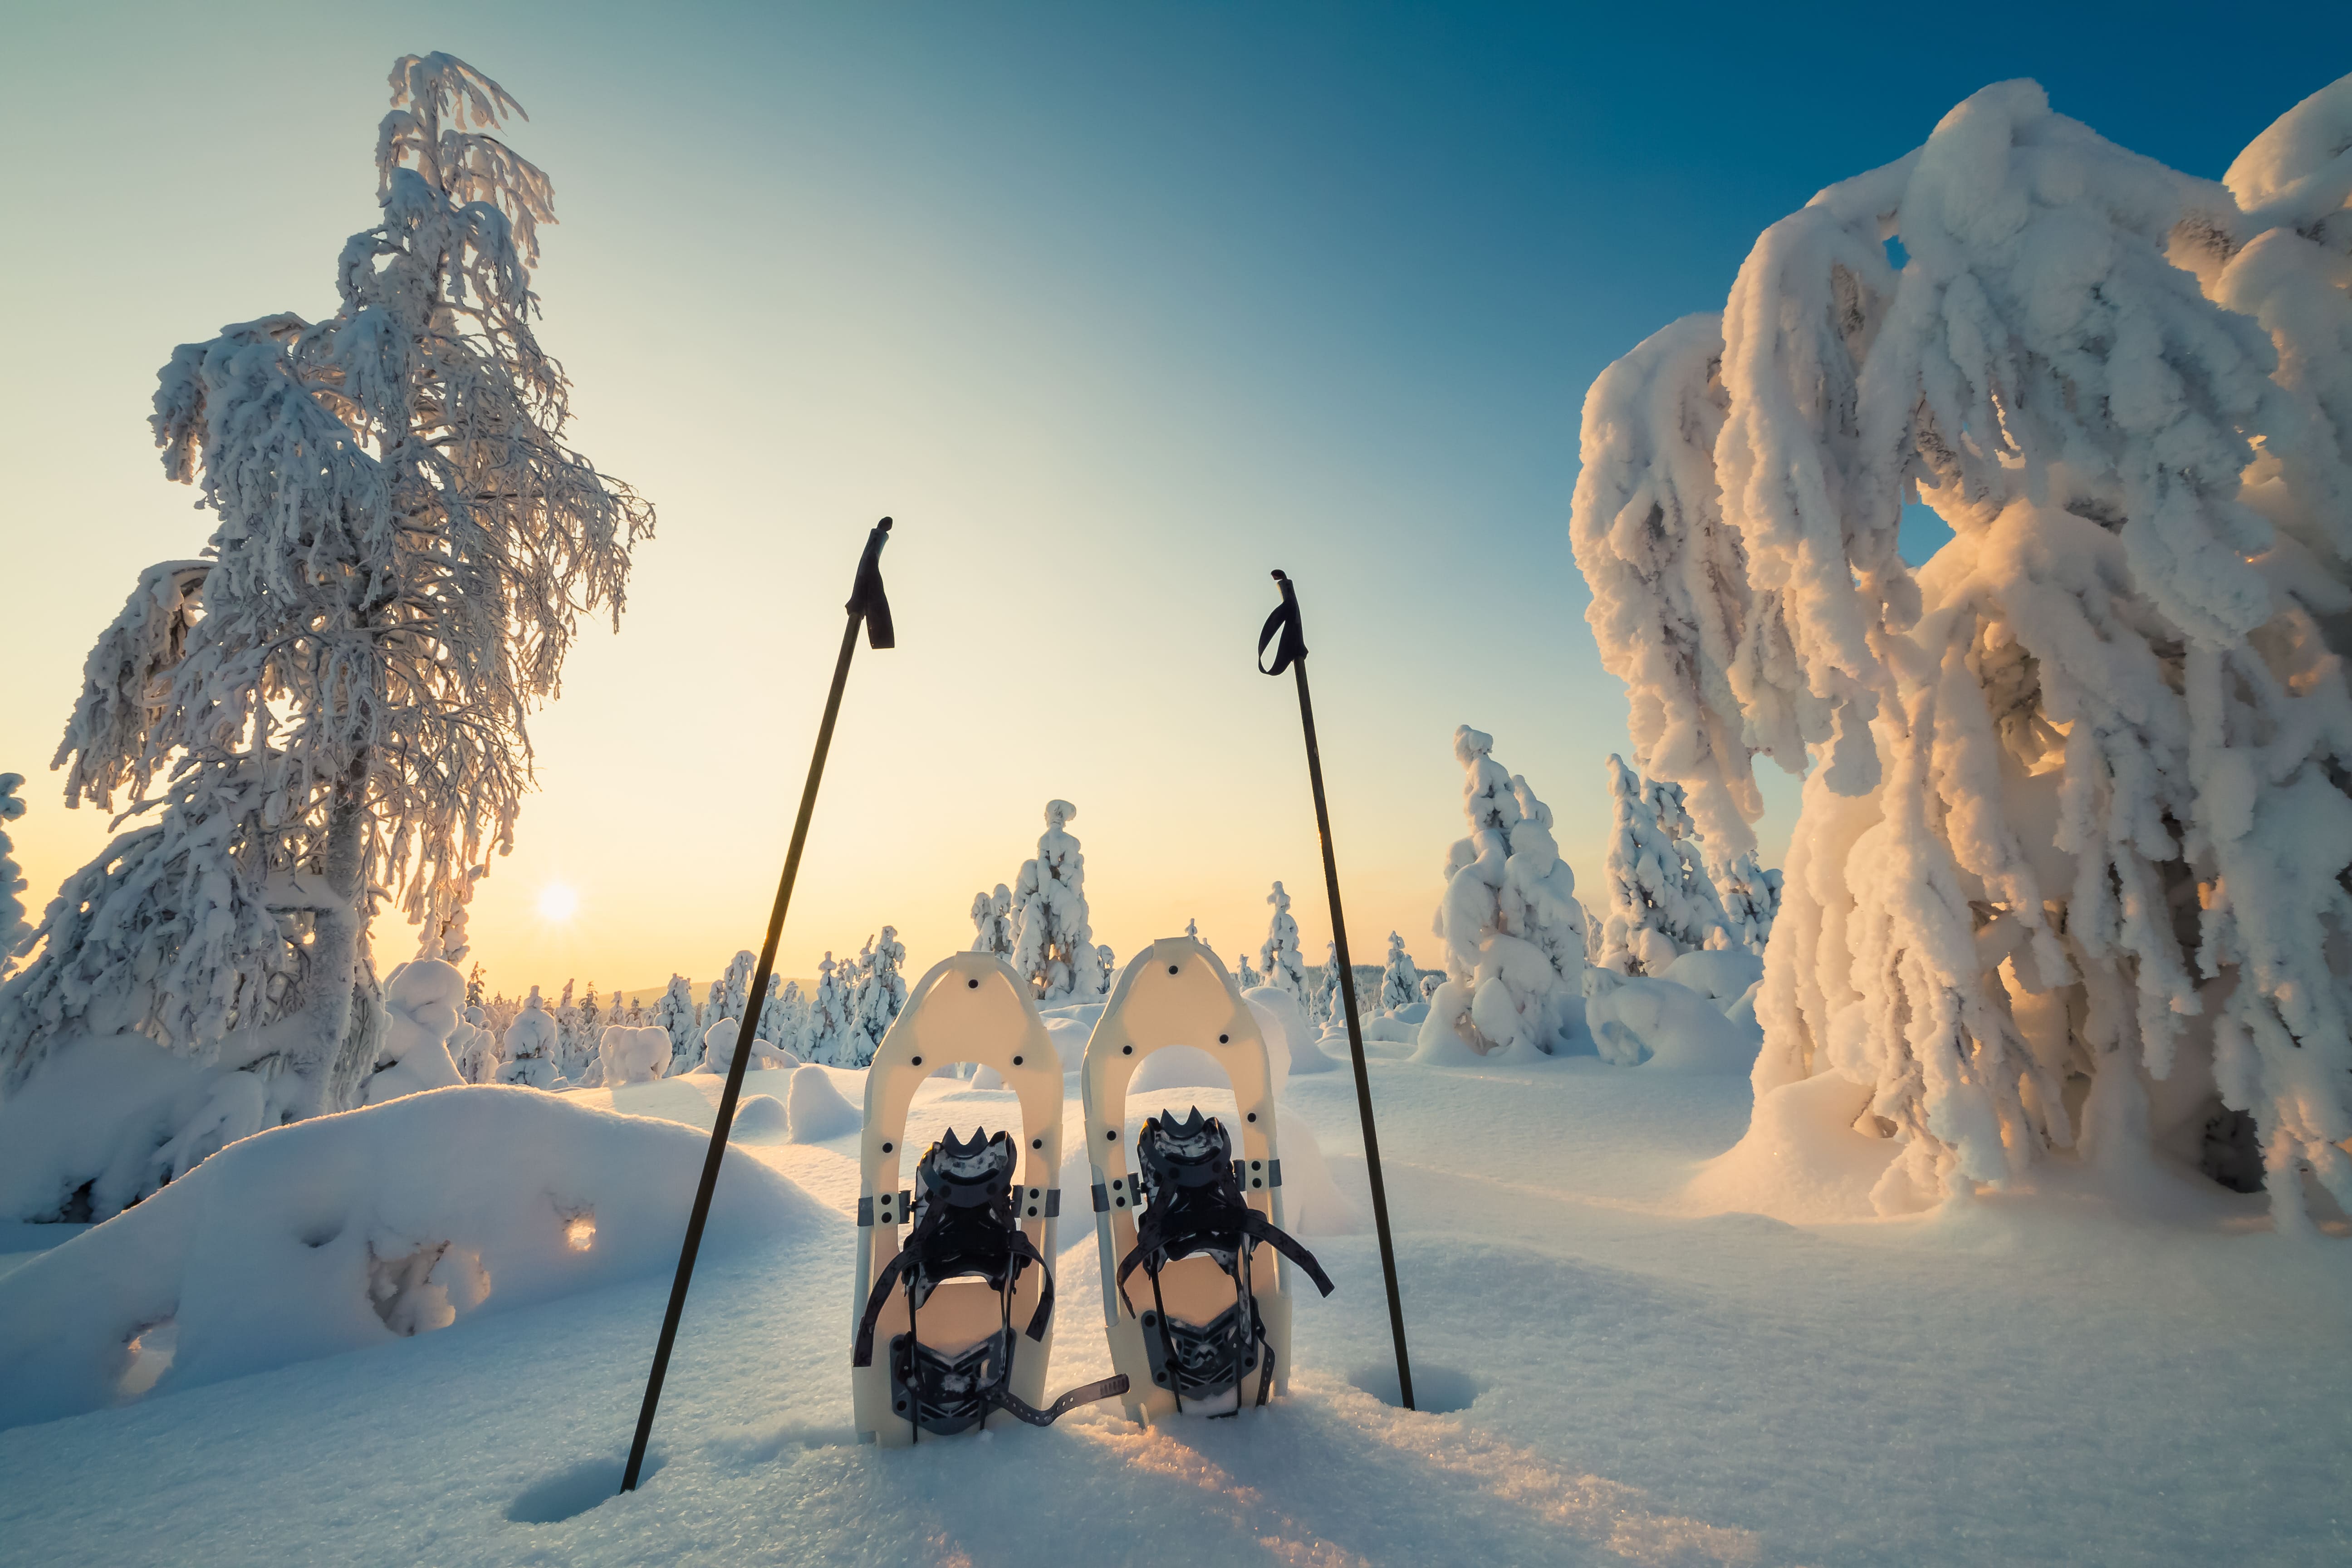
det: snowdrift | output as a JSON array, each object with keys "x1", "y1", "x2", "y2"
[{"x1": 0, "y1": 1085, "x2": 824, "y2": 1430}]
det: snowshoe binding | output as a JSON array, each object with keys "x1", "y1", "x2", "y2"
[
  {"x1": 1121, "y1": 1107, "x2": 1334, "y2": 1411},
  {"x1": 1081, "y1": 936, "x2": 1334, "y2": 1421},
  {"x1": 851, "y1": 951, "x2": 1127, "y2": 1445}
]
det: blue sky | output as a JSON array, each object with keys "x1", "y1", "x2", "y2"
[{"x1": 3, "y1": 1, "x2": 2342, "y2": 991}]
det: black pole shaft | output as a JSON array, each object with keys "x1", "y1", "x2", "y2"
[
  {"x1": 621, "y1": 608, "x2": 867, "y2": 1492},
  {"x1": 1288, "y1": 653, "x2": 1415, "y2": 1411}
]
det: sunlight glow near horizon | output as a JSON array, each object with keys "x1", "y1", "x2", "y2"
[{"x1": 536, "y1": 883, "x2": 580, "y2": 924}]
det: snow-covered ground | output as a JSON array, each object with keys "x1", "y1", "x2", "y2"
[{"x1": 1, "y1": 1058, "x2": 2346, "y2": 1567}]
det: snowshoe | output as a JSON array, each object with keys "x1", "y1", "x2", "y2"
[
  {"x1": 1081, "y1": 937, "x2": 1334, "y2": 1420},
  {"x1": 851, "y1": 952, "x2": 1127, "y2": 1444}
]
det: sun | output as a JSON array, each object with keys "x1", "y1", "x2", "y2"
[{"x1": 536, "y1": 882, "x2": 580, "y2": 922}]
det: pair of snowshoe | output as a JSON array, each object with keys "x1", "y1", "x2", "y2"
[{"x1": 850, "y1": 940, "x2": 1334, "y2": 1445}]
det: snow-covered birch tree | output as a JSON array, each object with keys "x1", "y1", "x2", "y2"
[
  {"x1": 0, "y1": 55, "x2": 650, "y2": 1216},
  {"x1": 1009, "y1": 801, "x2": 1100, "y2": 1003},
  {"x1": 1569, "y1": 74, "x2": 2352, "y2": 1223}
]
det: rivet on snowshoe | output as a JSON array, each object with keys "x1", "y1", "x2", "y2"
[
  {"x1": 1219, "y1": 1034, "x2": 1229, "y2": 1044},
  {"x1": 911, "y1": 1056, "x2": 922, "y2": 1066},
  {"x1": 882, "y1": 1142, "x2": 893, "y2": 1152},
  {"x1": 1122, "y1": 1044, "x2": 1133, "y2": 1054},
  {"x1": 1012, "y1": 1055, "x2": 1024, "y2": 1066},
  {"x1": 1168, "y1": 964, "x2": 1179, "y2": 974},
  {"x1": 967, "y1": 978, "x2": 979, "y2": 989}
]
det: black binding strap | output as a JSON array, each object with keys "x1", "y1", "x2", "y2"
[
  {"x1": 1115, "y1": 1206, "x2": 1336, "y2": 1316},
  {"x1": 990, "y1": 1374, "x2": 1132, "y2": 1427}
]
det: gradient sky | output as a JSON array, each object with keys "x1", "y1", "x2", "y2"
[{"x1": 4, "y1": 2, "x2": 2345, "y2": 1000}]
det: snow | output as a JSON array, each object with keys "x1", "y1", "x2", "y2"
[
  {"x1": 781, "y1": 1065, "x2": 860, "y2": 1143},
  {"x1": 597, "y1": 1025, "x2": 671, "y2": 1089},
  {"x1": 0, "y1": 1085, "x2": 817, "y2": 1428},
  {"x1": 1585, "y1": 975, "x2": 1760, "y2": 1074},
  {"x1": 0, "y1": 1055, "x2": 2343, "y2": 1565},
  {"x1": 362, "y1": 960, "x2": 468, "y2": 1105},
  {"x1": 1009, "y1": 802, "x2": 1102, "y2": 1004}
]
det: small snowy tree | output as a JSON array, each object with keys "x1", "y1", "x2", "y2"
[
  {"x1": 1377, "y1": 932, "x2": 1421, "y2": 1014},
  {"x1": 1093, "y1": 942, "x2": 1116, "y2": 999},
  {"x1": 711, "y1": 950, "x2": 755, "y2": 1033},
  {"x1": 653, "y1": 973, "x2": 699, "y2": 1073},
  {"x1": 465, "y1": 962, "x2": 485, "y2": 1010},
  {"x1": 1596, "y1": 756, "x2": 1728, "y2": 974},
  {"x1": 1422, "y1": 729, "x2": 1590, "y2": 1057},
  {"x1": 1235, "y1": 950, "x2": 1262, "y2": 989},
  {"x1": 0, "y1": 55, "x2": 648, "y2": 1210},
  {"x1": 498, "y1": 986, "x2": 559, "y2": 1089},
  {"x1": 849, "y1": 926, "x2": 908, "y2": 1065},
  {"x1": 1258, "y1": 881, "x2": 1311, "y2": 1010},
  {"x1": 969, "y1": 884, "x2": 1014, "y2": 960},
  {"x1": 757, "y1": 977, "x2": 808, "y2": 1057},
  {"x1": 1314, "y1": 943, "x2": 1343, "y2": 1026},
  {"x1": 1715, "y1": 850, "x2": 1783, "y2": 956},
  {"x1": 0, "y1": 775, "x2": 29, "y2": 972},
  {"x1": 1009, "y1": 801, "x2": 1100, "y2": 1003},
  {"x1": 1570, "y1": 74, "x2": 2352, "y2": 1219},
  {"x1": 804, "y1": 951, "x2": 852, "y2": 1065}
]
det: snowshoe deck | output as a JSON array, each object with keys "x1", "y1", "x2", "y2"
[
  {"x1": 1080, "y1": 936, "x2": 1332, "y2": 1421},
  {"x1": 852, "y1": 952, "x2": 1124, "y2": 1444}
]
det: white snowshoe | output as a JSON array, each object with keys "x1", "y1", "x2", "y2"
[
  {"x1": 851, "y1": 952, "x2": 1127, "y2": 1444},
  {"x1": 1081, "y1": 937, "x2": 1334, "y2": 1420}
]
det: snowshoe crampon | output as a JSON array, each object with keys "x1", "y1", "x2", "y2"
[
  {"x1": 851, "y1": 952, "x2": 1127, "y2": 1444},
  {"x1": 1081, "y1": 937, "x2": 1334, "y2": 1420}
]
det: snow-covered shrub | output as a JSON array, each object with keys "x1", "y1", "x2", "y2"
[
  {"x1": 969, "y1": 884, "x2": 1014, "y2": 960},
  {"x1": 1377, "y1": 932, "x2": 1421, "y2": 1015},
  {"x1": 708, "y1": 950, "x2": 755, "y2": 1034},
  {"x1": 497, "y1": 989, "x2": 560, "y2": 1091},
  {"x1": 1569, "y1": 74, "x2": 2352, "y2": 1221},
  {"x1": 596, "y1": 1024, "x2": 669, "y2": 1088},
  {"x1": 1596, "y1": 757, "x2": 1729, "y2": 975},
  {"x1": 0, "y1": 57, "x2": 648, "y2": 1207},
  {"x1": 449, "y1": 1006, "x2": 499, "y2": 1086},
  {"x1": 362, "y1": 960, "x2": 467, "y2": 1105},
  {"x1": 653, "y1": 974, "x2": 698, "y2": 1074},
  {"x1": 1234, "y1": 951, "x2": 1262, "y2": 989},
  {"x1": 0, "y1": 1085, "x2": 815, "y2": 1428},
  {"x1": 1010, "y1": 801, "x2": 1101, "y2": 1003},
  {"x1": 1418, "y1": 728, "x2": 1591, "y2": 1058},
  {"x1": 1715, "y1": 850, "x2": 1783, "y2": 956},
  {"x1": 1093, "y1": 943, "x2": 1116, "y2": 1000},
  {"x1": 698, "y1": 1016, "x2": 791, "y2": 1078},
  {"x1": 1258, "y1": 881, "x2": 1311, "y2": 1011}
]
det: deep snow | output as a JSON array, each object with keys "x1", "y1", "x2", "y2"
[{"x1": 0, "y1": 1058, "x2": 2345, "y2": 1568}]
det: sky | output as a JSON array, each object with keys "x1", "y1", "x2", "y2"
[{"x1": 4, "y1": 1, "x2": 2347, "y2": 1000}]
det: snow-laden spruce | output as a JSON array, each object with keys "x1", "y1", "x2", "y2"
[
  {"x1": 1597, "y1": 756, "x2": 1730, "y2": 974},
  {"x1": 0, "y1": 56, "x2": 649, "y2": 1218},
  {"x1": 1009, "y1": 801, "x2": 1101, "y2": 1003},
  {"x1": 497, "y1": 988, "x2": 560, "y2": 1090},
  {"x1": 706, "y1": 951, "x2": 755, "y2": 1036},
  {"x1": 1715, "y1": 849, "x2": 1783, "y2": 956},
  {"x1": 360, "y1": 960, "x2": 466, "y2": 1105},
  {"x1": 0, "y1": 775, "x2": 29, "y2": 972},
  {"x1": 1258, "y1": 881, "x2": 1311, "y2": 1011},
  {"x1": 755, "y1": 975, "x2": 808, "y2": 1058},
  {"x1": 1377, "y1": 932, "x2": 1422, "y2": 1014},
  {"x1": 802, "y1": 951, "x2": 854, "y2": 1066},
  {"x1": 969, "y1": 884, "x2": 1014, "y2": 960},
  {"x1": 652, "y1": 974, "x2": 699, "y2": 1074},
  {"x1": 1570, "y1": 74, "x2": 2352, "y2": 1223},
  {"x1": 848, "y1": 926, "x2": 907, "y2": 1066},
  {"x1": 1419, "y1": 727, "x2": 1590, "y2": 1058}
]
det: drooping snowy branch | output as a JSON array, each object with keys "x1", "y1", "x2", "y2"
[{"x1": 1571, "y1": 74, "x2": 2352, "y2": 1221}]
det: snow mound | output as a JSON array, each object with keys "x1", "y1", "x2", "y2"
[
  {"x1": 784, "y1": 1065, "x2": 861, "y2": 1143},
  {"x1": 1686, "y1": 1073, "x2": 1897, "y2": 1222},
  {"x1": 0, "y1": 1085, "x2": 822, "y2": 1429},
  {"x1": 1043, "y1": 1015, "x2": 1091, "y2": 1074},
  {"x1": 1241, "y1": 987, "x2": 1302, "y2": 1080},
  {"x1": 1586, "y1": 977, "x2": 1759, "y2": 1073},
  {"x1": 729, "y1": 1094, "x2": 788, "y2": 1140},
  {"x1": 363, "y1": 960, "x2": 467, "y2": 1105},
  {"x1": 596, "y1": 1024, "x2": 671, "y2": 1088},
  {"x1": 1657, "y1": 950, "x2": 1764, "y2": 1011},
  {"x1": 0, "y1": 1034, "x2": 227, "y2": 1222}
]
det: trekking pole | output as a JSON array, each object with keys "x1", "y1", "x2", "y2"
[
  {"x1": 621, "y1": 517, "x2": 897, "y2": 1493},
  {"x1": 1256, "y1": 568, "x2": 1414, "y2": 1411}
]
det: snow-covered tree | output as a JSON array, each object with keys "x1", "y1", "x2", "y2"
[
  {"x1": 1421, "y1": 728, "x2": 1590, "y2": 1056},
  {"x1": 465, "y1": 962, "x2": 485, "y2": 1010},
  {"x1": 0, "y1": 775, "x2": 29, "y2": 972},
  {"x1": 653, "y1": 973, "x2": 699, "y2": 1074},
  {"x1": 1715, "y1": 849, "x2": 1783, "y2": 956},
  {"x1": 1235, "y1": 950, "x2": 1262, "y2": 989},
  {"x1": 1258, "y1": 881, "x2": 1310, "y2": 1010},
  {"x1": 1569, "y1": 74, "x2": 2352, "y2": 1220},
  {"x1": 1093, "y1": 942, "x2": 1117, "y2": 999},
  {"x1": 0, "y1": 55, "x2": 649, "y2": 1212},
  {"x1": 579, "y1": 982, "x2": 602, "y2": 1049},
  {"x1": 804, "y1": 952, "x2": 852, "y2": 1065},
  {"x1": 848, "y1": 926, "x2": 908, "y2": 1065},
  {"x1": 1596, "y1": 756, "x2": 1728, "y2": 975},
  {"x1": 710, "y1": 950, "x2": 755, "y2": 1034},
  {"x1": 1009, "y1": 801, "x2": 1100, "y2": 1003},
  {"x1": 755, "y1": 973, "x2": 808, "y2": 1058},
  {"x1": 451, "y1": 1003, "x2": 500, "y2": 1084},
  {"x1": 969, "y1": 884, "x2": 1014, "y2": 960},
  {"x1": 1377, "y1": 932, "x2": 1422, "y2": 1014},
  {"x1": 499, "y1": 986, "x2": 560, "y2": 1089},
  {"x1": 1313, "y1": 943, "x2": 1343, "y2": 1026}
]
